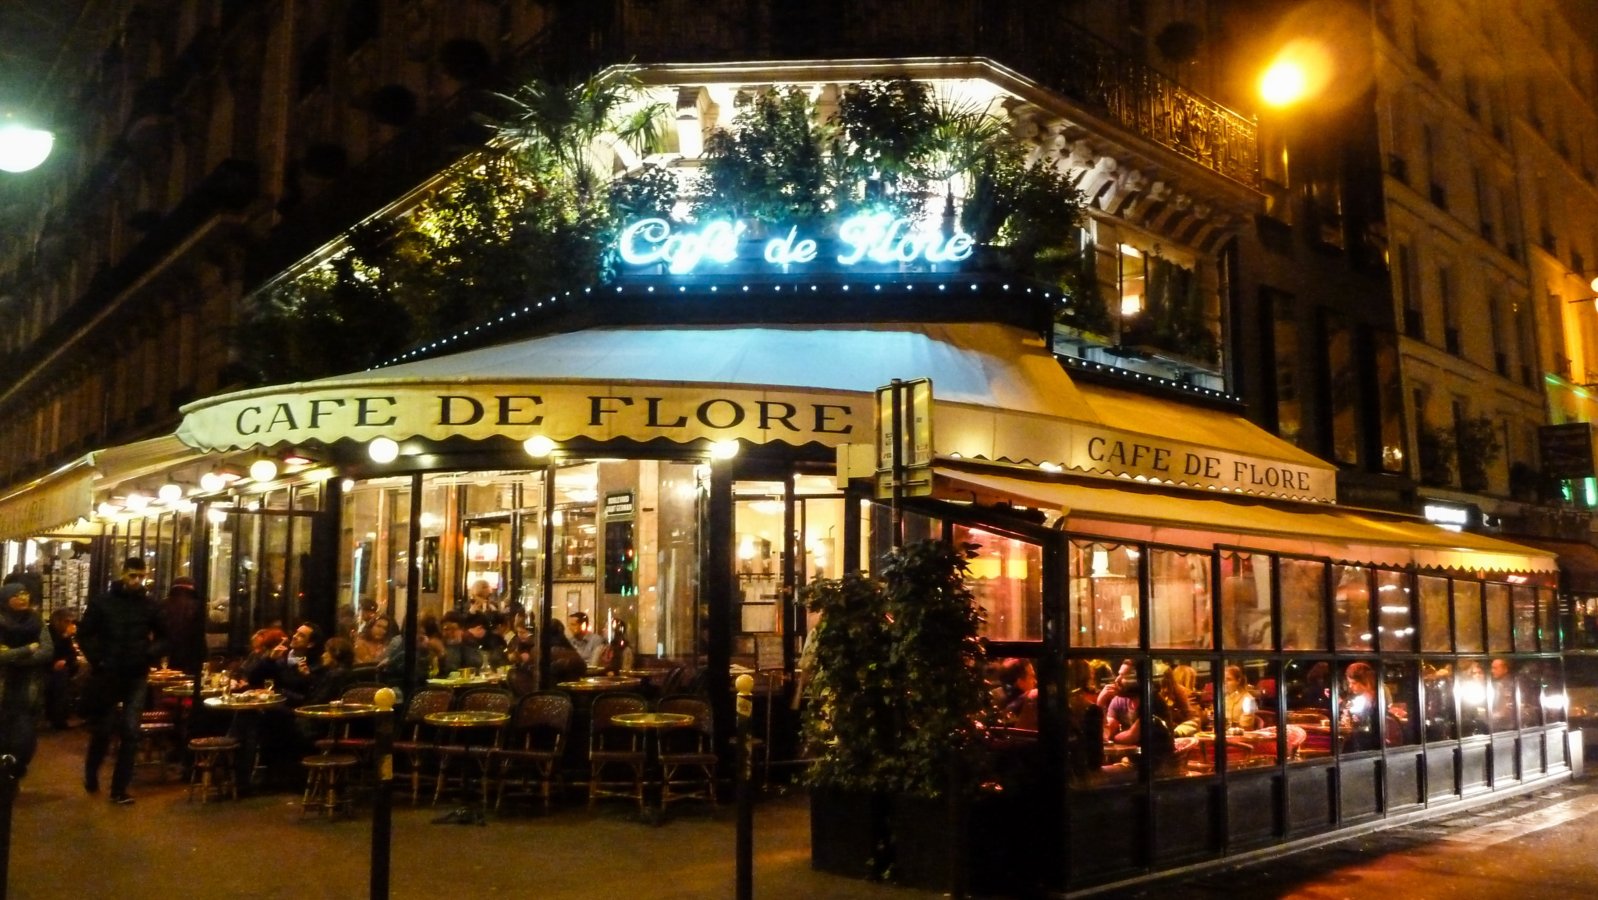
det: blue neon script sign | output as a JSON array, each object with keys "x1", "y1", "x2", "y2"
[{"x1": 617, "y1": 213, "x2": 974, "y2": 275}]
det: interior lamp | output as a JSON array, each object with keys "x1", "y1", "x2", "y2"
[
  {"x1": 709, "y1": 439, "x2": 740, "y2": 460},
  {"x1": 157, "y1": 483, "x2": 184, "y2": 504},
  {"x1": 368, "y1": 437, "x2": 400, "y2": 463},
  {"x1": 523, "y1": 435, "x2": 556, "y2": 457},
  {"x1": 249, "y1": 459, "x2": 279, "y2": 482},
  {"x1": 0, "y1": 122, "x2": 54, "y2": 173}
]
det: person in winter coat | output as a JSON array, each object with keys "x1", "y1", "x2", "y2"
[
  {"x1": 0, "y1": 582, "x2": 53, "y2": 780},
  {"x1": 44, "y1": 608, "x2": 80, "y2": 729},
  {"x1": 78, "y1": 556, "x2": 166, "y2": 805}
]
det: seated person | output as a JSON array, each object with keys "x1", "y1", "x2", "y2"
[
  {"x1": 354, "y1": 616, "x2": 394, "y2": 666},
  {"x1": 1221, "y1": 665, "x2": 1260, "y2": 731},
  {"x1": 1339, "y1": 661, "x2": 1381, "y2": 752},
  {"x1": 1160, "y1": 664, "x2": 1202, "y2": 737},
  {"x1": 309, "y1": 637, "x2": 357, "y2": 705},
  {"x1": 992, "y1": 658, "x2": 1039, "y2": 730},
  {"x1": 1104, "y1": 665, "x2": 1142, "y2": 745}
]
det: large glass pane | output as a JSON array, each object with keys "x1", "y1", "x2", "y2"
[
  {"x1": 1333, "y1": 564, "x2": 1373, "y2": 652},
  {"x1": 1511, "y1": 584, "x2": 1539, "y2": 651},
  {"x1": 1374, "y1": 569, "x2": 1414, "y2": 652},
  {"x1": 1150, "y1": 549, "x2": 1210, "y2": 649},
  {"x1": 734, "y1": 479, "x2": 785, "y2": 658},
  {"x1": 1218, "y1": 552, "x2": 1271, "y2": 650},
  {"x1": 154, "y1": 513, "x2": 175, "y2": 595},
  {"x1": 650, "y1": 461, "x2": 703, "y2": 665},
  {"x1": 1526, "y1": 659, "x2": 1564, "y2": 724},
  {"x1": 1065, "y1": 656, "x2": 1109, "y2": 787},
  {"x1": 1216, "y1": 658, "x2": 1279, "y2": 768},
  {"x1": 262, "y1": 514, "x2": 291, "y2": 628},
  {"x1": 1337, "y1": 659, "x2": 1381, "y2": 753},
  {"x1": 1485, "y1": 583, "x2": 1512, "y2": 653},
  {"x1": 1383, "y1": 661, "x2": 1421, "y2": 747},
  {"x1": 1455, "y1": 581, "x2": 1484, "y2": 652},
  {"x1": 1279, "y1": 557, "x2": 1328, "y2": 651},
  {"x1": 1153, "y1": 656, "x2": 1211, "y2": 779},
  {"x1": 1422, "y1": 658, "x2": 1458, "y2": 740},
  {"x1": 552, "y1": 464, "x2": 600, "y2": 627},
  {"x1": 1282, "y1": 658, "x2": 1335, "y2": 760},
  {"x1": 1540, "y1": 589, "x2": 1562, "y2": 651},
  {"x1": 1458, "y1": 658, "x2": 1491, "y2": 736},
  {"x1": 956, "y1": 525, "x2": 1042, "y2": 642},
  {"x1": 1069, "y1": 541, "x2": 1140, "y2": 648},
  {"x1": 1417, "y1": 575, "x2": 1451, "y2": 652},
  {"x1": 1488, "y1": 656, "x2": 1520, "y2": 730},
  {"x1": 289, "y1": 516, "x2": 312, "y2": 625}
]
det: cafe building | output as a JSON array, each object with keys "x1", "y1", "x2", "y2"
[{"x1": 0, "y1": 65, "x2": 1574, "y2": 892}]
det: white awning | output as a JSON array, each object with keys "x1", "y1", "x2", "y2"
[
  {"x1": 177, "y1": 322, "x2": 1338, "y2": 502},
  {"x1": 0, "y1": 435, "x2": 202, "y2": 542}
]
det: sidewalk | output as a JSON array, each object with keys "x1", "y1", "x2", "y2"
[{"x1": 5, "y1": 727, "x2": 939, "y2": 900}]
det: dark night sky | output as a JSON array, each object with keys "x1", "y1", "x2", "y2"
[{"x1": 0, "y1": 0, "x2": 103, "y2": 127}]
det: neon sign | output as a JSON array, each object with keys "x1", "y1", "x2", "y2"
[{"x1": 618, "y1": 213, "x2": 974, "y2": 275}]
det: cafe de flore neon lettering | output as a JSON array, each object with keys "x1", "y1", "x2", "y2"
[
  {"x1": 618, "y1": 213, "x2": 974, "y2": 275},
  {"x1": 1084, "y1": 435, "x2": 1314, "y2": 492}
]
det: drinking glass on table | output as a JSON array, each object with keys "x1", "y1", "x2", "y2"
[{"x1": 263, "y1": 678, "x2": 275, "y2": 696}]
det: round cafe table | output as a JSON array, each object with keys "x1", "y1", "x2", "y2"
[
  {"x1": 424, "y1": 710, "x2": 511, "y2": 806},
  {"x1": 557, "y1": 676, "x2": 641, "y2": 693},
  {"x1": 611, "y1": 711, "x2": 695, "y2": 817},
  {"x1": 296, "y1": 702, "x2": 384, "y2": 744},
  {"x1": 426, "y1": 673, "x2": 506, "y2": 692}
]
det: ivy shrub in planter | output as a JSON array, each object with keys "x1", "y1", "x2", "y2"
[
  {"x1": 1455, "y1": 416, "x2": 1502, "y2": 493},
  {"x1": 802, "y1": 539, "x2": 990, "y2": 889}
]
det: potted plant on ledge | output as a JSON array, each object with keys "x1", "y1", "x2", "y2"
[{"x1": 801, "y1": 539, "x2": 990, "y2": 890}]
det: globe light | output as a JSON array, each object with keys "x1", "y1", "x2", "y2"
[
  {"x1": 157, "y1": 483, "x2": 184, "y2": 504},
  {"x1": 249, "y1": 459, "x2": 279, "y2": 482},
  {"x1": 199, "y1": 471, "x2": 226, "y2": 493},
  {"x1": 709, "y1": 439, "x2": 740, "y2": 460},
  {"x1": 368, "y1": 437, "x2": 400, "y2": 463},
  {"x1": 0, "y1": 123, "x2": 54, "y2": 173},
  {"x1": 523, "y1": 435, "x2": 557, "y2": 457},
  {"x1": 1259, "y1": 39, "x2": 1333, "y2": 108}
]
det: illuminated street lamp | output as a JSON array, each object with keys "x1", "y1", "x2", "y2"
[
  {"x1": 0, "y1": 121, "x2": 54, "y2": 173},
  {"x1": 1259, "y1": 40, "x2": 1332, "y2": 108}
]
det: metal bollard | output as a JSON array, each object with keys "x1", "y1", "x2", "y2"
[
  {"x1": 735, "y1": 674, "x2": 755, "y2": 900},
  {"x1": 0, "y1": 754, "x2": 16, "y2": 900},
  {"x1": 369, "y1": 687, "x2": 397, "y2": 900}
]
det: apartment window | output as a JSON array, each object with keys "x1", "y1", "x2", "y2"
[
  {"x1": 1488, "y1": 291, "x2": 1509, "y2": 376},
  {"x1": 1397, "y1": 242, "x2": 1422, "y2": 338},
  {"x1": 1268, "y1": 289, "x2": 1304, "y2": 447},
  {"x1": 1326, "y1": 313, "x2": 1363, "y2": 467},
  {"x1": 1514, "y1": 299, "x2": 1536, "y2": 386},
  {"x1": 1261, "y1": 130, "x2": 1292, "y2": 223},
  {"x1": 1376, "y1": 336, "x2": 1406, "y2": 474},
  {"x1": 1439, "y1": 265, "x2": 1461, "y2": 355},
  {"x1": 1473, "y1": 168, "x2": 1494, "y2": 240}
]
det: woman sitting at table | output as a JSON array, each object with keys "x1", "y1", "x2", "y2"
[
  {"x1": 1339, "y1": 661, "x2": 1381, "y2": 752},
  {"x1": 232, "y1": 627, "x2": 286, "y2": 690},
  {"x1": 1159, "y1": 664, "x2": 1202, "y2": 737},
  {"x1": 354, "y1": 616, "x2": 394, "y2": 667},
  {"x1": 1221, "y1": 665, "x2": 1260, "y2": 731},
  {"x1": 309, "y1": 638, "x2": 357, "y2": 704},
  {"x1": 992, "y1": 658, "x2": 1039, "y2": 730},
  {"x1": 543, "y1": 620, "x2": 587, "y2": 683}
]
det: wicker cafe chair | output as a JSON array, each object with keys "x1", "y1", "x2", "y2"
[
  {"x1": 433, "y1": 687, "x2": 514, "y2": 805},
  {"x1": 588, "y1": 692, "x2": 649, "y2": 810},
  {"x1": 312, "y1": 684, "x2": 383, "y2": 755},
  {"x1": 656, "y1": 695, "x2": 718, "y2": 808},
  {"x1": 493, "y1": 691, "x2": 573, "y2": 811},
  {"x1": 393, "y1": 688, "x2": 453, "y2": 803}
]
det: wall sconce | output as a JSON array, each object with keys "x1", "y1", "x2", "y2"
[
  {"x1": 709, "y1": 439, "x2": 740, "y2": 460},
  {"x1": 524, "y1": 435, "x2": 556, "y2": 458},
  {"x1": 248, "y1": 459, "x2": 279, "y2": 482},
  {"x1": 199, "y1": 466, "x2": 245, "y2": 493},
  {"x1": 157, "y1": 483, "x2": 184, "y2": 504},
  {"x1": 368, "y1": 437, "x2": 400, "y2": 463}
]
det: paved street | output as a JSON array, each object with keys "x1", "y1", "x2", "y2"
[
  {"x1": 1119, "y1": 777, "x2": 1598, "y2": 900},
  {"x1": 4, "y1": 726, "x2": 937, "y2": 900}
]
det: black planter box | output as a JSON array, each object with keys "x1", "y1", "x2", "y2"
[{"x1": 809, "y1": 788, "x2": 888, "y2": 881}]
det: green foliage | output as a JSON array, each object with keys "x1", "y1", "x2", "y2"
[
  {"x1": 802, "y1": 540, "x2": 990, "y2": 799},
  {"x1": 695, "y1": 88, "x2": 830, "y2": 227},
  {"x1": 1050, "y1": 243, "x2": 1113, "y2": 335},
  {"x1": 1456, "y1": 416, "x2": 1503, "y2": 492},
  {"x1": 1417, "y1": 424, "x2": 1456, "y2": 487},
  {"x1": 827, "y1": 79, "x2": 935, "y2": 217}
]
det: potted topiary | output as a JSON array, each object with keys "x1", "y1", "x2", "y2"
[{"x1": 802, "y1": 539, "x2": 990, "y2": 890}]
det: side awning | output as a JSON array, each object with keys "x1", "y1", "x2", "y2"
[
  {"x1": 1508, "y1": 537, "x2": 1598, "y2": 593},
  {"x1": 935, "y1": 467, "x2": 1558, "y2": 575},
  {"x1": 0, "y1": 435, "x2": 202, "y2": 542}
]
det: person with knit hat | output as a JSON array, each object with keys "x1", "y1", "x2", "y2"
[{"x1": 0, "y1": 582, "x2": 53, "y2": 780}]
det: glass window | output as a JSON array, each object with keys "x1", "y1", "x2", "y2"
[
  {"x1": 1097, "y1": 657, "x2": 1146, "y2": 786},
  {"x1": 1150, "y1": 549, "x2": 1210, "y2": 648},
  {"x1": 1457, "y1": 658, "x2": 1490, "y2": 736},
  {"x1": 1374, "y1": 569, "x2": 1414, "y2": 652},
  {"x1": 1538, "y1": 588, "x2": 1560, "y2": 651},
  {"x1": 1065, "y1": 656, "x2": 1111, "y2": 787},
  {"x1": 1337, "y1": 660, "x2": 1381, "y2": 753},
  {"x1": 1216, "y1": 658, "x2": 1278, "y2": 768},
  {"x1": 1485, "y1": 583, "x2": 1512, "y2": 653},
  {"x1": 1383, "y1": 661, "x2": 1421, "y2": 747},
  {"x1": 1069, "y1": 541, "x2": 1140, "y2": 648},
  {"x1": 1333, "y1": 564, "x2": 1373, "y2": 652},
  {"x1": 1455, "y1": 581, "x2": 1484, "y2": 652},
  {"x1": 1279, "y1": 557, "x2": 1328, "y2": 650},
  {"x1": 1422, "y1": 658, "x2": 1458, "y2": 740},
  {"x1": 1283, "y1": 658, "x2": 1335, "y2": 760},
  {"x1": 1218, "y1": 552, "x2": 1271, "y2": 650},
  {"x1": 1154, "y1": 657, "x2": 1211, "y2": 779},
  {"x1": 1511, "y1": 584, "x2": 1539, "y2": 651},
  {"x1": 1488, "y1": 656, "x2": 1521, "y2": 730},
  {"x1": 1525, "y1": 659, "x2": 1563, "y2": 724},
  {"x1": 956, "y1": 525, "x2": 1043, "y2": 642},
  {"x1": 1418, "y1": 575, "x2": 1451, "y2": 652}
]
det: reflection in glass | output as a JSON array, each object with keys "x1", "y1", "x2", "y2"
[
  {"x1": 1485, "y1": 583, "x2": 1512, "y2": 653},
  {"x1": 1153, "y1": 657, "x2": 1209, "y2": 779},
  {"x1": 1454, "y1": 581, "x2": 1484, "y2": 653},
  {"x1": 1458, "y1": 659, "x2": 1490, "y2": 736},
  {"x1": 1488, "y1": 657, "x2": 1523, "y2": 730},
  {"x1": 1149, "y1": 549, "x2": 1209, "y2": 648},
  {"x1": 1374, "y1": 569, "x2": 1413, "y2": 652},
  {"x1": 1333, "y1": 564, "x2": 1373, "y2": 652},
  {"x1": 1069, "y1": 542, "x2": 1139, "y2": 648},
  {"x1": 1511, "y1": 584, "x2": 1538, "y2": 651},
  {"x1": 1382, "y1": 661, "x2": 1420, "y2": 747},
  {"x1": 1338, "y1": 660, "x2": 1381, "y2": 752},
  {"x1": 1283, "y1": 658, "x2": 1334, "y2": 760},
  {"x1": 1064, "y1": 657, "x2": 1108, "y2": 787},
  {"x1": 1421, "y1": 658, "x2": 1458, "y2": 740},
  {"x1": 1219, "y1": 553, "x2": 1270, "y2": 650},
  {"x1": 956, "y1": 526, "x2": 1042, "y2": 642},
  {"x1": 1417, "y1": 575, "x2": 1451, "y2": 652},
  {"x1": 1279, "y1": 557, "x2": 1327, "y2": 650}
]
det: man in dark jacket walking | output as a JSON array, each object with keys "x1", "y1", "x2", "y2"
[
  {"x1": 78, "y1": 556, "x2": 166, "y2": 804},
  {"x1": 0, "y1": 582, "x2": 52, "y2": 780}
]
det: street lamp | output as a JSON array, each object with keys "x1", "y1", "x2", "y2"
[
  {"x1": 0, "y1": 121, "x2": 53, "y2": 173},
  {"x1": 1258, "y1": 39, "x2": 1333, "y2": 108}
]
